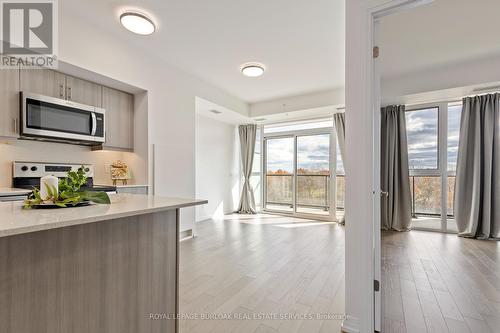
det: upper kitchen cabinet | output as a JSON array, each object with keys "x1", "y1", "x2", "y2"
[
  {"x1": 20, "y1": 68, "x2": 66, "y2": 99},
  {"x1": 0, "y1": 68, "x2": 20, "y2": 138},
  {"x1": 102, "y1": 87, "x2": 134, "y2": 151},
  {"x1": 65, "y1": 76, "x2": 102, "y2": 107}
]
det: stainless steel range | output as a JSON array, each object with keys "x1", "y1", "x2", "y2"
[{"x1": 13, "y1": 162, "x2": 117, "y2": 193}]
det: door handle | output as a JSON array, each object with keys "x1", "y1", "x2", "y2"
[
  {"x1": 380, "y1": 191, "x2": 389, "y2": 197},
  {"x1": 59, "y1": 84, "x2": 64, "y2": 98},
  {"x1": 67, "y1": 87, "x2": 72, "y2": 100},
  {"x1": 91, "y1": 112, "x2": 97, "y2": 136}
]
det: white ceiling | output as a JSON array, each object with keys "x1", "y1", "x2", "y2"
[
  {"x1": 62, "y1": 0, "x2": 345, "y2": 104},
  {"x1": 378, "y1": 0, "x2": 500, "y2": 78}
]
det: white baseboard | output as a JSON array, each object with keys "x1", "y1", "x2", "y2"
[{"x1": 341, "y1": 317, "x2": 360, "y2": 333}]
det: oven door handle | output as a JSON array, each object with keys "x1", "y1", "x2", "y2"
[{"x1": 91, "y1": 112, "x2": 97, "y2": 136}]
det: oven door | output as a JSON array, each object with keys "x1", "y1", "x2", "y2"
[{"x1": 21, "y1": 92, "x2": 105, "y2": 143}]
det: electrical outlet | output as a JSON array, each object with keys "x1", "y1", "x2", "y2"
[{"x1": 104, "y1": 163, "x2": 111, "y2": 174}]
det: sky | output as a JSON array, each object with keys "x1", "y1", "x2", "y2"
[
  {"x1": 405, "y1": 106, "x2": 461, "y2": 172},
  {"x1": 265, "y1": 134, "x2": 334, "y2": 173}
]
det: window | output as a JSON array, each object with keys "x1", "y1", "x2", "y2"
[
  {"x1": 447, "y1": 104, "x2": 462, "y2": 216},
  {"x1": 404, "y1": 103, "x2": 460, "y2": 233},
  {"x1": 447, "y1": 104, "x2": 462, "y2": 172},
  {"x1": 405, "y1": 107, "x2": 439, "y2": 170},
  {"x1": 336, "y1": 140, "x2": 345, "y2": 210}
]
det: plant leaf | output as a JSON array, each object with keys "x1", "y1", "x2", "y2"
[{"x1": 79, "y1": 191, "x2": 111, "y2": 204}]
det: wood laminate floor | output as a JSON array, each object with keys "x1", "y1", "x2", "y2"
[
  {"x1": 178, "y1": 215, "x2": 500, "y2": 333},
  {"x1": 179, "y1": 215, "x2": 345, "y2": 333},
  {"x1": 382, "y1": 230, "x2": 500, "y2": 333}
]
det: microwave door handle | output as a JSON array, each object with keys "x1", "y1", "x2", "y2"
[{"x1": 91, "y1": 112, "x2": 97, "y2": 136}]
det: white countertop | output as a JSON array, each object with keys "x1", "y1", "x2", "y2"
[
  {"x1": 0, "y1": 187, "x2": 32, "y2": 197},
  {"x1": 0, "y1": 194, "x2": 207, "y2": 238}
]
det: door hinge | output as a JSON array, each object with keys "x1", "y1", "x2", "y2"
[
  {"x1": 373, "y1": 46, "x2": 379, "y2": 59},
  {"x1": 374, "y1": 279, "x2": 380, "y2": 292}
]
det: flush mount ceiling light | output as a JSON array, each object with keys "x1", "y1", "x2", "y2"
[
  {"x1": 240, "y1": 63, "x2": 265, "y2": 77},
  {"x1": 120, "y1": 12, "x2": 156, "y2": 35}
]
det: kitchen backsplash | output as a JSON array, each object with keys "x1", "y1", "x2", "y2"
[{"x1": 0, "y1": 139, "x2": 125, "y2": 187}]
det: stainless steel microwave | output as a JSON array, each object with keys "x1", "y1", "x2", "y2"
[{"x1": 21, "y1": 92, "x2": 105, "y2": 144}]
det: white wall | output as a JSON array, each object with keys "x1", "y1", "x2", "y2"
[
  {"x1": 195, "y1": 114, "x2": 240, "y2": 222},
  {"x1": 382, "y1": 54, "x2": 500, "y2": 104},
  {"x1": 57, "y1": 4, "x2": 247, "y2": 233}
]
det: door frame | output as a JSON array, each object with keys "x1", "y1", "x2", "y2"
[{"x1": 344, "y1": 1, "x2": 433, "y2": 332}]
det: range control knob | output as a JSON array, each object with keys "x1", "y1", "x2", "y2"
[
  {"x1": 31, "y1": 166, "x2": 38, "y2": 172},
  {"x1": 21, "y1": 166, "x2": 28, "y2": 171}
]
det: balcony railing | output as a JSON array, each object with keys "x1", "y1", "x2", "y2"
[
  {"x1": 265, "y1": 174, "x2": 293, "y2": 208},
  {"x1": 409, "y1": 175, "x2": 455, "y2": 217},
  {"x1": 265, "y1": 174, "x2": 346, "y2": 213},
  {"x1": 263, "y1": 174, "x2": 456, "y2": 217},
  {"x1": 296, "y1": 174, "x2": 330, "y2": 211}
]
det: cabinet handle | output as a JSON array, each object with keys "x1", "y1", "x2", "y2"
[
  {"x1": 59, "y1": 84, "x2": 64, "y2": 98},
  {"x1": 68, "y1": 87, "x2": 72, "y2": 100}
]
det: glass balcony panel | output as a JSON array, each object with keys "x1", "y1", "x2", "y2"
[
  {"x1": 336, "y1": 175, "x2": 345, "y2": 210},
  {"x1": 265, "y1": 175, "x2": 293, "y2": 211},
  {"x1": 296, "y1": 175, "x2": 329, "y2": 215}
]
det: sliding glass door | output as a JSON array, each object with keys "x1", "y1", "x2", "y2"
[
  {"x1": 262, "y1": 121, "x2": 336, "y2": 220},
  {"x1": 265, "y1": 137, "x2": 294, "y2": 212},
  {"x1": 296, "y1": 134, "x2": 331, "y2": 215}
]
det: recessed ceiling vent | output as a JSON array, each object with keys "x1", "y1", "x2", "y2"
[
  {"x1": 254, "y1": 118, "x2": 266, "y2": 122},
  {"x1": 209, "y1": 109, "x2": 222, "y2": 115}
]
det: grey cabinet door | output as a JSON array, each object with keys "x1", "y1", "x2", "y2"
[
  {"x1": 66, "y1": 76, "x2": 102, "y2": 107},
  {"x1": 20, "y1": 68, "x2": 66, "y2": 99},
  {"x1": 102, "y1": 87, "x2": 134, "y2": 150},
  {"x1": 0, "y1": 68, "x2": 20, "y2": 138}
]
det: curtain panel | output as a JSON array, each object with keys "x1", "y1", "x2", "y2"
[
  {"x1": 454, "y1": 93, "x2": 500, "y2": 239},
  {"x1": 380, "y1": 105, "x2": 412, "y2": 231},
  {"x1": 236, "y1": 124, "x2": 258, "y2": 214}
]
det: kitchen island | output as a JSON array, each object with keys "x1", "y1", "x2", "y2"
[{"x1": 0, "y1": 194, "x2": 207, "y2": 333}]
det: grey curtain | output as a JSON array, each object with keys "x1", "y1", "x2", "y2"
[
  {"x1": 380, "y1": 105, "x2": 412, "y2": 231},
  {"x1": 236, "y1": 124, "x2": 257, "y2": 214},
  {"x1": 333, "y1": 113, "x2": 346, "y2": 224},
  {"x1": 454, "y1": 93, "x2": 500, "y2": 239}
]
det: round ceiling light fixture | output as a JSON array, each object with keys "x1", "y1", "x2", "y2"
[
  {"x1": 120, "y1": 12, "x2": 156, "y2": 35},
  {"x1": 240, "y1": 62, "x2": 265, "y2": 77}
]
